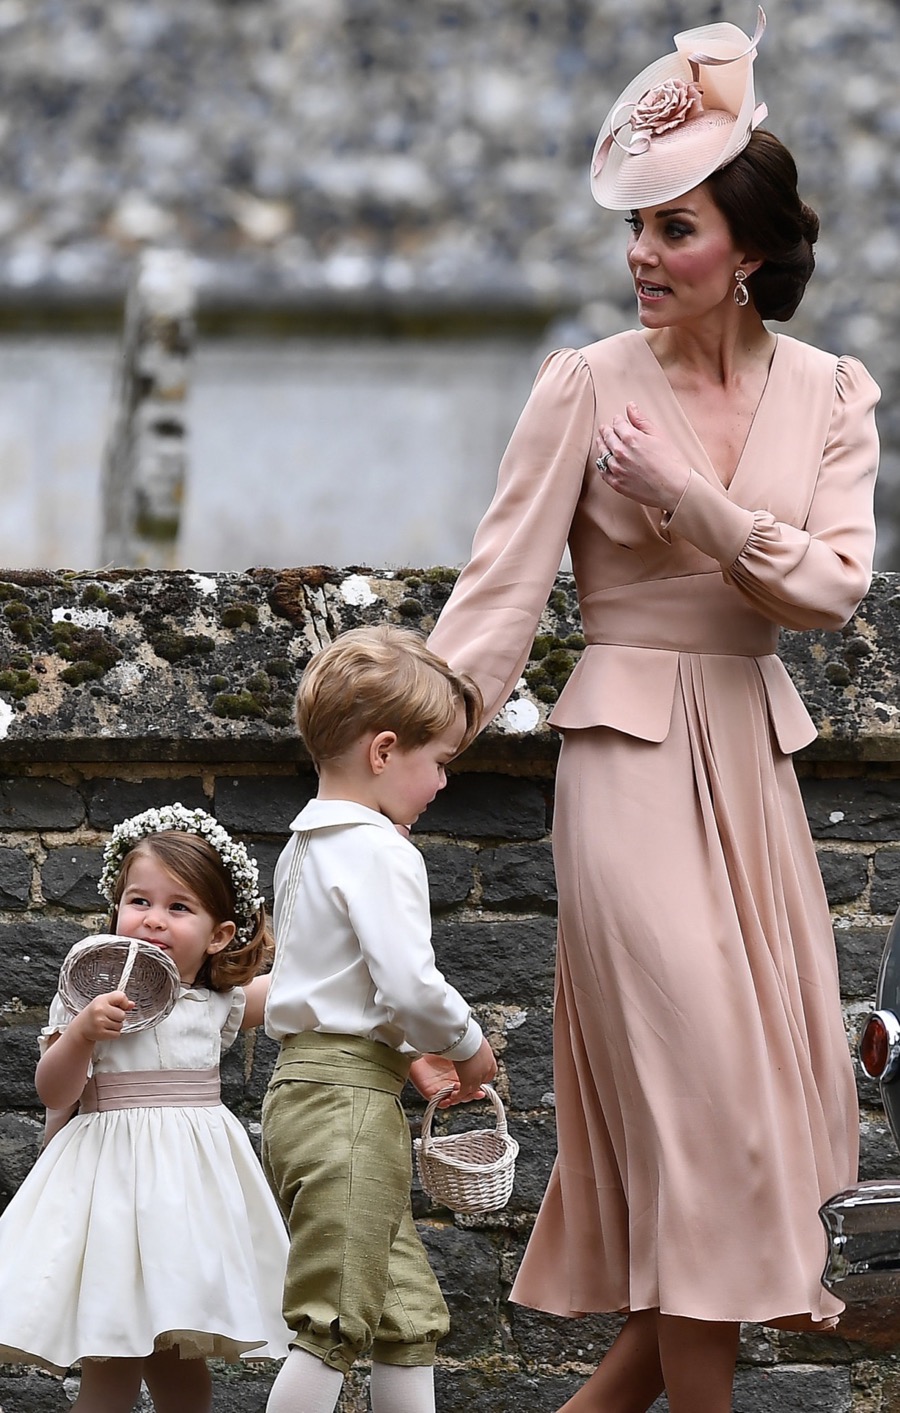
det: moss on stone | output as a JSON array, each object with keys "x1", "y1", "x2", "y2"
[
  {"x1": 422, "y1": 567, "x2": 459, "y2": 585},
  {"x1": 264, "y1": 658, "x2": 293, "y2": 679},
  {"x1": 208, "y1": 675, "x2": 229, "y2": 692},
  {"x1": 80, "y1": 584, "x2": 127, "y2": 615},
  {"x1": 825, "y1": 662, "x2": 853, "y2": 687},
  {"x1": 211, "y1": 691, "x2": 266, "y2": 719},
  {"x1": 0, "y1": 669, "x2": 39, "y2": 699},
  {"x1": 3, "y1": 601, "x2": 34, "y2": 642},
  {"x1": 149, "y1": 630, "x2": 215, "y2": 663},
  {"x1": 52, "y1": 622, "x2": 122, "y2": 681},
  {"x1": 220, "y1": 602, "x2": 260, "y2": 629},
  {"x1": 398, "y1": 598, "x2": 424, "y2": 618},
  {"x1": 245, "y1": 671, "x2": 271, "y2": 696}
]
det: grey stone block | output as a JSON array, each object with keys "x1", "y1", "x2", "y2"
[
  {"x1": 503, "y1": 1010, "x2": 554, "y2": 1110},
  {"x1": 872, "y1": 850, "x2": 900, "y2": 917},
  {"x1": 0, "y1": 1369, "x2": 71, "y2": 1412},
  {"x1": 802, "y1": 779, "x2": 900, "y2": 842},
  {"x1": 859, "y1": 1116, "x2": 900, "y2": 1181},
  {"x1": 507, "y1": 1295, "x2": 623, "y2": 1365},
  {"x1": 834, "y1": 927, "x2": 888, "y2": 1001},
  {"x1": 434, "y1": 1367, "x2": 581, "y2": 1412},
  {"x1": 213, "y1": 774, "x2": 316, "y2": 833},
  {"x1": 0, "y1": 779, "x2": 84, "y2": 830},
  {"x1": 0, "y1": 1112, "x2": 43, "y2": 1207},
  {"x1": 479, "y1": 843, "x2": 557, "y2": 910},
  {"x1": 419, "y1": 1224, "x2": 499, "y2": 1356},
  {"x1": 422, "y1": 776, "x2": 548, "y2": 841},
  {"x1": 248, "y1": 839, "x2": 284, "y2": 908},
  {"x1": 87, "y1": 777, "x2": 208, "y2": 828},
  {"x1": 731, "y1": 1364, "x2": 851, "y2": 1413},
  {"x1": 433, "y1": 919, "x2": 556, "y2": 1008},
  {"x1": 0, "y1": 1023, "x2": 45, "y2": 1109},
  {"x1": 246, "y1": 1029, "x2": 280, "y2": 1106},
  {"x1": 816, "y1": 850, "x2": 868, "y2": 907},
  {"x1": 219, "y1": 1033, "x2": 248, "y2": 1112},
  {"x1": 41, "y1": 846, "x2": 104, "y2": 911},
  {"x1": 0, "y1": 847, "x2": 32, "y2": 909},
  {"x1": 417, "y1": 842, "x2": 475, "y2": 911},
  {"x1": 0, "y1": 919, "x2": 87, "y2": 1007}
]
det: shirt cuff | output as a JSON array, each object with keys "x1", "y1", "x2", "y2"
[
  {"x1": 660, "y1": 468, "x2": 756, "y2": 567},
  {"x1": 436, "y1": 1013, "x2": 484, "y2": 1061}
]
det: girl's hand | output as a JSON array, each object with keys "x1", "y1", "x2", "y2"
[
  {"x1": 409, "y1": 1054, "x2": 461, "y2": 1107},
  {"x1": 596, "y1": 403, "x2": 691, "y2": 512},
  {"x1": 69, "y1": 990, "x2": 134, "y2": 1043}
]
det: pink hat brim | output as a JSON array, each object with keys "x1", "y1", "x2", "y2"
[{"x1": 590, "y1": 18, "x2": 765, "y2": 210}]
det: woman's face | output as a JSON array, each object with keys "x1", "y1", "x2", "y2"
[{"x1": 625, "y1": 182, "x2": 751, "y2": 328}]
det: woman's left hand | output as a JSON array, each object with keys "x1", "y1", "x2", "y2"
[{"x1": 596, "y1": 403, "x2": 691, "y2": 512}]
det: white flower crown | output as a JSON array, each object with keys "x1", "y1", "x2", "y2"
[{"x1": 98, "y1": 804, "x2": 265, "y2": 945}]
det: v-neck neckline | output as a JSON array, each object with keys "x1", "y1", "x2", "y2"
[{"x1": 629, "y1": 329, "x2": 781, "y2": 494}]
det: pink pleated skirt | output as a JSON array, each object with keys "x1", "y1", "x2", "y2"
[{"x1": 510, "y1": 653, "x2": 857, "y2": 1329}]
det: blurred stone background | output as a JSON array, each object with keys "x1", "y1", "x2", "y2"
[{"x1": 0, "y1": 0, "x2": 898, "y2": 569}]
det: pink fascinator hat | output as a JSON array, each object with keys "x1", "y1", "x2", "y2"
[{"x1": 591, "y1": 7, "x2": 768, "y2": 211}]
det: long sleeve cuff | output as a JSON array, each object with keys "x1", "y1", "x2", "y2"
[
  {"x1": 435, "y1": 1013, "x2": 484, "y2": 1061},
  {"x1": 661, "y1": 469, "x2": 757, "y2": 567}
]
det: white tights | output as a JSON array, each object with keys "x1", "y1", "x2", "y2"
[
  {"x1": 264, "y1": 1349, "x2": 436, "y2": 1413},
  {"x1": 369, "y1": 1362, "x2": 435, "y2": 1413}
]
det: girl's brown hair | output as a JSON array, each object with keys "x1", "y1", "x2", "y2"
[
  {"x1": 295, "y1": 624, "x2": 483, "y2": 766},
  {"x1": 110, "y1": 833, "x2": 273, "y2": 990}
]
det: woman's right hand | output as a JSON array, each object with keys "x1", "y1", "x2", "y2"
[{"x1": 69, "y1": 990, "x2": 135, "y2": 1043}]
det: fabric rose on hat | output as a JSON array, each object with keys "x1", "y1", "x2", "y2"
[{"x1": 631, "y1": 78, "x2": 704, "y2": 137}]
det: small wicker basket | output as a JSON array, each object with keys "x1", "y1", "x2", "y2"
[
  {"x1": 59, "y1": 935, "x2": 181, "y2": 1034},
  {"x1": 414, "y1": 1083, "x2": 519, "y2": 1214}
]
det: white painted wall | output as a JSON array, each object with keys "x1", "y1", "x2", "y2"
[{"x1": 0, "y1": 334, "x2": 539, "y2": 572}]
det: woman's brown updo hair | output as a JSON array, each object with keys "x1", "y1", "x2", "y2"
[{"x1": 706, "y1": 128, "x2": 819, "y2": 322}]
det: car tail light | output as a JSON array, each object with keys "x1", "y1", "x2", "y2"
[{"x1": 860, "y1": 1010, "x2": 900, "y2": 1081}]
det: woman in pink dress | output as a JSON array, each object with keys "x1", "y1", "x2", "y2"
[{"x1": 428, "y1": 12, "x2": 879, "y2": 1412}]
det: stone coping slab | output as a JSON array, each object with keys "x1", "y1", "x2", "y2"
[{"x1": 0, "y1": 566, "x2": 897, "y2": 765}]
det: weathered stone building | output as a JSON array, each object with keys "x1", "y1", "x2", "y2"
[
  {"x1": 0, "y1": 0, "x2": 899, "y2": 570},
  {"x1": 0, "y1": 565, "x2": 899, "y2": 1411}
]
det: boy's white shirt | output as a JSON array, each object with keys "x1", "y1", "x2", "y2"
[{"x1": 264, "y1": 798, "x2": 483, "y2": 1060}]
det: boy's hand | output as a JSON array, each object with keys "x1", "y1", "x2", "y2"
[
  {"x1": 70, "y1": 990, "x2": 135, "y2": 1043},
  {"x1": 454, "y1": 1037, "x2": 498, "y2": 1103},
  {"x1": 409, "y1": 1054, "x2": 460, "y2": 1107}
]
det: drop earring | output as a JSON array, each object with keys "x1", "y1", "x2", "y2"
[{"x1": 733, "y1": 268, "x2": 749, "y2": 307}]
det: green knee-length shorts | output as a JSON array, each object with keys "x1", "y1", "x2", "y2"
[{"x1": 261, "y1": 1032, "x2": 450, "y2": 1376}]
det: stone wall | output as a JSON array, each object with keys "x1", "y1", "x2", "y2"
[{"x1": 1, "y1": 566, "x2": 900, "y2": 1410}]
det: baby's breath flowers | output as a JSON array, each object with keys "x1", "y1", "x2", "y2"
[{"x1": 99, "y1": 804, "x2": 265, "y2": 944}]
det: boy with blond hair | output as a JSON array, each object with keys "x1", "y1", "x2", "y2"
[{"x1": 263, "y1": 624, "x2": 497, "y2": 1413}]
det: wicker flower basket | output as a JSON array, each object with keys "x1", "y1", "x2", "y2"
[
  {"x1": 414, "y1": 1084, "x2": 519, "y2": 1214},
  {"x1": 59, "y1": 935, "x2": 181, "y2": 1034}
]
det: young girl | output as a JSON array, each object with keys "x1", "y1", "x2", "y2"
[{"x1": 0, "y1": 804, "x2": 291, "y2": 1413}]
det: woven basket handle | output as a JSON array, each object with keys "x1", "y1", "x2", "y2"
[
  {"x1": 419, "y1": 1082, "x2": 507, "y2": 1153},
  {"x1": 117, "y1": 937, "x2": 141, "y2": 996}
]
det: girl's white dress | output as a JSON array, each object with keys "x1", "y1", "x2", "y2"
[{"x1": 0, "y1": 983, "x2": 292, "y2": 1374}]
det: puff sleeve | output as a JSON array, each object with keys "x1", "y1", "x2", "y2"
[{"x1": 661, "y1": 356, "x2": 880, "y2": 631}]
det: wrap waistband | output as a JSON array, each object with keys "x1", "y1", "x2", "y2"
[
  {"x1": 272, "y1": 1031, "x2": 411, "y2": 1094},
  {"x1": 580, "y1": 573, "x2": 778, "y2": 657},
  {"x1": 80, "y1": 1068, "x2": 221, "y2": 1113}
]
